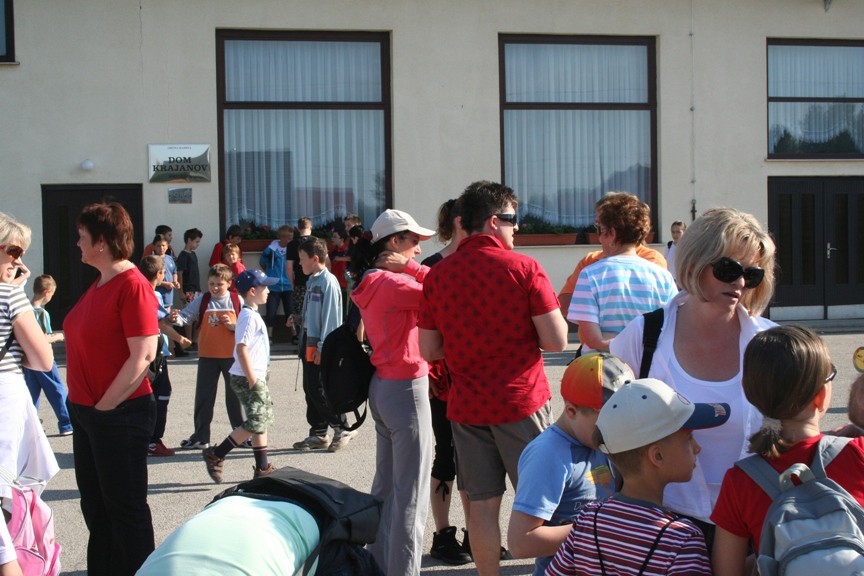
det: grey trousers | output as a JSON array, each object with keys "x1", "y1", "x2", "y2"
[
  {"x1": 190, "y1": 357, "x2": 244, "y2": 443},
  {"x1": 367, "y1": 373, "x2": 433, "y2": 576}
]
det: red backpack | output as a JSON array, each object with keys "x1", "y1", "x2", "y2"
[{"x1": 2, "y1": 474, "x2": 61, "y2": 576}]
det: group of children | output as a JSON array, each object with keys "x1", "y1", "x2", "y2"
[{"x1": 503, "y1": 324, "x2": 863, "y2": 576}]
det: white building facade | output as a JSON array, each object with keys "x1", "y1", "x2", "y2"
[{"x1": 3, "y1": 0, "x2": 863, "y2": 322}]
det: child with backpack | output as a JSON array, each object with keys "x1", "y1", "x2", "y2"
[
  {"x1": 546, "y1": 378, "x2": 728, "y2": 575},
  {"x1": 711, "y1": 325, "x2": 864, "y2": 576},
  {"x1": 174, "y1": 264, "x2": 245, "y2": 450},
  {"x1": 291, "y1": 237, "x2": 354, "y2": 452}
]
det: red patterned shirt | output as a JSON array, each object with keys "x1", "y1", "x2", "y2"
[{"x1": 418, "y1": 233, "x2": 559, "y2": 426}]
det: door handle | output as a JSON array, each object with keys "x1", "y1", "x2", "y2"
[{"x1": 827, "y1": 242, "x2": 839, "y2": 259}]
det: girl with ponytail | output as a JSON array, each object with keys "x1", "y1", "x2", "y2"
[{"x1": 711, "y1": 325, "x2": 864, "y2": 576}]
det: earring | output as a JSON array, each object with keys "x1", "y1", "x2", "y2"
[{"x1": 99, "y1": 247, "x2": 104, "y2": 253}]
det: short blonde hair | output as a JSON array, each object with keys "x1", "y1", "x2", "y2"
[
  {"x1": 0, "y1": 212, "x2": 32, "y2": 250},
  {"x1": 676, "y1": 208, "x2": 775, "y2": 316}
]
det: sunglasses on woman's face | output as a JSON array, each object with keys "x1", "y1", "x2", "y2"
[
  {"x1": 711, "y1": 257, "x2": 765, "y2": 289},
  {"x1": 0, "y1": 245, "x2": 24, "y2": 259}
]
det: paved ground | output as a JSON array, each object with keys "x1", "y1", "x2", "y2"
[{"x1": 39, "y1": 326, "x2": 863, "y2": 575}]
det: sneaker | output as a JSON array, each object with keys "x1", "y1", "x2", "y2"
[
  {"x1": 58, "y1": 428, "x2": 73, "y2": 437},
  {"x1": 461, "y1": 529, "x2": 509, "y2": 561},
  {"x1": 148, "y1": 441, "x2": 176, "y2": 457},
  {"x1": 253, "y1": 463, "x2": 276, "y2": 479},
  {"x1": 327, "y1": 430, "x2": 357, "y2": 453},
  {"x1": 430, "y1": 526, "x2": 472, "y2": 565},
  {"x1": 292, "y1": 435, "x2": 330, "y2": 451},
  {"x1": 202, "y1": 447, "x2": 224, "y2": 484},
  {"x1": 180, "y1": 438, "x2": 210, "y2": 450}
]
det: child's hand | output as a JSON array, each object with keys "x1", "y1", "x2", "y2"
[
  {"x1": 185, "y1": 291, "x2": 195, "y2": 303},
  {"x1": 220, "y1": 315, "x2": 235, "y2": 331},
  {"x1": 173, "y1": 280, "x2": 181, "y2": 289},
  {"x1": 179, "y1": 336, "x2": 192, "y2": 348},
  {"x1": 160, "y1": 281, "x2": 173, "y2": 290}
]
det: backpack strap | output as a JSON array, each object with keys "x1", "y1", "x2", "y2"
[
  {"x1": 811, "y1": 435, "x2": 852, "y2": 478},
  {"x1": 735, "y1": 455, "x2": 784, "y2": 499},
  {"x1": 230, "y1": 291, "x2": 242, "y2": 315},
  {"x1": 639, "y1": 308, "x2": 664, "y2": 379}
]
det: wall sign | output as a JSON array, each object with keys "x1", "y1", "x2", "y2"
[{"x1": 149, "y1": 144, "x2": 211, "y2": 183}]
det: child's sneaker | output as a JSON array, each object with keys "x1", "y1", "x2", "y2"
[
  {"x1": 253, "y1": 463, "x2": 276, "y2": 479},
  {"x1": 430, "y1": 526, "x2": 472, "y2": 565},
  {"x1": 180, "y1": 438, "x2": 210, "y2": 450},
  {"x1": 148, "y1": 441, "x2": 176, "y2": 457},
  {"x1": 327, "y1": 430, "x2": 357, "y2": 452},
  {"x1": 292, "y1": 435, "x2": 330, "y2": 451},
  {"x1": 202, "y1": 447, "x2": 224, "y2": 483}
]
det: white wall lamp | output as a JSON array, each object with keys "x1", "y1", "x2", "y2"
[{"x1": 80, "y1": 159, "x2": 95, "y2": 172}]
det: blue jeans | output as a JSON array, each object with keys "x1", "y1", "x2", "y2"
[
  {"x1": 70, "y1": 395, "x2": 156, "y2": 576},
  {"x1": 23, "y1": 363, "x2": 72, "y2": 433},
  {"x1": 265, "y1": 289, "x2": 293, "y2": 329}
]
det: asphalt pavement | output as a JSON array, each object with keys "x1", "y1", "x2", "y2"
[{"x1": 40, "y1": 325, "x2": 864, "y2": 575}]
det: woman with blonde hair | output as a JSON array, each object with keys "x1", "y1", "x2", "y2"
[
  {"x1": 0, "y1": 212, "x2": 58, "y2": 576},
  {"x1": 611, "y1": 207, "x2": 777, "y2": 550}
]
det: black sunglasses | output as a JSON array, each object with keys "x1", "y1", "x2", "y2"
[
  {"x1": 0, "y1": 245, "x2": 24, "y2": 259},
  {"x1": 825, "y1": 364, "x2": 837, "y2": 383},
  {"x1": 495, "y1": 213, "x2": 519, "y2": 226},
  {"x1": 711, "y1": 257, "x2": 765, "y2": 289}
]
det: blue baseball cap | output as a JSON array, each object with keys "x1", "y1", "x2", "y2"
[{"x1": 235, "y1": 269, "x2": 278, "y2": 294}]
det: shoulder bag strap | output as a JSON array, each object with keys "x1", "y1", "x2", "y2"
[
  {"x1": 639, "y1": 308, "x2": 664, "y2": 378},
  {"x1": 593, "y1": 503, "x2": 608, "y2": 576},
  {"x1": 0, "y1": 331, "x2": 15, "y2": 364},
  {"x1": 637, "y1": 515, "x2": 676, "y2": 575}
]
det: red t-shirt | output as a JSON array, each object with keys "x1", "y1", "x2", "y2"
[
  {"x1": 418, "y1": 233, "x2": 560, "y2": 426},
  {"x1": 64, "y1": 268, "x2": 160, "y2": 406},
  {"x1": 711, "y1": 434, "x2": 864, "y2": 550}
]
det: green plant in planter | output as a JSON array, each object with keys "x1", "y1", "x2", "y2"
[
  {"x1": 518, "y1": 214, "x2": 579, "y2": 235},
  {"x1": 238, "y1": 218, "x2": 278, "y2": 240}
]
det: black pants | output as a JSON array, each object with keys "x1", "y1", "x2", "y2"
[{"x1": 70, "y1": 395, "x2": 156, "y2": 576}]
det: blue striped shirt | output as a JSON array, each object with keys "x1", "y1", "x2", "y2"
[{"x1": 567, "y1": 255, "x2": 676, "y2": 339}]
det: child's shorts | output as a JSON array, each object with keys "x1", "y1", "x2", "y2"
[{"x1": 229, "y1": 374, "x2": 274, "y2": 434}]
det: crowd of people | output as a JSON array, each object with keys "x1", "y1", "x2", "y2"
[{"x1": 2, "y1": 182, "x2": 864, "y2": 576}]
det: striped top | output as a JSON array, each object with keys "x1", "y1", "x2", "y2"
[
  {"x1": 567, "y1": 255, "x2": 676, "y2": 342},
  {"x1": 546, "y1": 496, "x2": 711, "y2": 576},
  {"x1": 0, "y1": 283, "x2": 33, "y2": 373}
]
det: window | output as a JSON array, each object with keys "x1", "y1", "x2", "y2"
[
  {"x1": 500, "y1": 36, "x2": 656, "y2": 230},
  {"x1": 768, "y1": 40, "x2": 864, "y2": 158},
  {"x1": 216, "y1": 31, "x2": 390, "y2": 231},
  {"x1": 1, "y1": 0, "x2": 14, "y2": 63}
]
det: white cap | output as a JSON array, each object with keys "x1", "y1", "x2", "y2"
[
  {"x1": 370, "y1": 209, "x2": 435, "y2": 243},
  {"x1": 596, "y1": 378, "x2": 730, "y2": 454}
]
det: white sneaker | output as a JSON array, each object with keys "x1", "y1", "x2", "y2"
[
  {"x1": 292, "y1": 435, "x2": 331, "y2": 451},
  {"x1": 328, "y1": 430, "x2": 357, "y2": 452}
]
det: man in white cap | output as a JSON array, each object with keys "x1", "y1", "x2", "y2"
[
  {"x1": 418, "y1": 180, "x2": 568, "y2": 575},
  {"x1": 546, "y1": 378, "x2": 729, "y2": 576}
]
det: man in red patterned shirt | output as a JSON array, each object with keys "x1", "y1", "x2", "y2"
[{"x1": 419, "y1": 180, "x2": 568, "y2": 575}]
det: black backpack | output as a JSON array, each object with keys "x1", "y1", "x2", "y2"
[
  {"x1": 319, "y1": 323, "x2": 375, "y2": 431},
  {"x1": 212, "y1": 466, "x2": 384, "y2": 576}
]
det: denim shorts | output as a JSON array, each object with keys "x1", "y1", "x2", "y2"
[{"x1": 229, "y1": 374, "x2": 274, "y2": 434}]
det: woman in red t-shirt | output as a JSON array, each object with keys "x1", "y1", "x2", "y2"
[
  {"x1": 711, "y1": 325, "x2": 864, "y2": 576},
  {"x1": 64, "y1": 202, "x2": 160, "y2": 576}
]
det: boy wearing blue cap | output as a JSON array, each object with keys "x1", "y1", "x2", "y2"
[
  {"x1": 203, "y1": 269, "x2": 278, "y2": 483},
  {"x1": 546, "y1": 378, "x2": 728, "y2": 576}
]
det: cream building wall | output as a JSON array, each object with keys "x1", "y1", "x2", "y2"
[{"x1": 2, "y1": 0, "x2": 863, "y2": 295}]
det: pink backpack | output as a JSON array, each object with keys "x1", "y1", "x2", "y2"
[{"x1": 4, "y1": 478, "x2": 61, "y2": 576}]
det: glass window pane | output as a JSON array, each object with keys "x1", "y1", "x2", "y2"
[
  {"x1": 225, "y1": 40, "x2": 382, "y2": 102},
  {"x1": 769, "y1": 45, "x2": 864, "y2": 98},
  {"x1": 504, "y1": 109, "x2": 651, "y2": 227},
  {"x1": 505, "y1": 43, "x2": 648, "y2": 103},
  {"x1": 0, "y1": 0, "x2": 7, "y2": 58},
  {"x1": 769, "y1": 102, "x2": 864, "y2": 154},
  {"x1": 224, "y1": 109, "x2": 385, "y2": 227}
]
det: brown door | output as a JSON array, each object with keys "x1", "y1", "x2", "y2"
[
  {"x1": 768, "y1": 177, "x2": 864, "y2": 315},
  {"x1": 41, "y1": 184, "x2": 144, "y2": 328}
]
